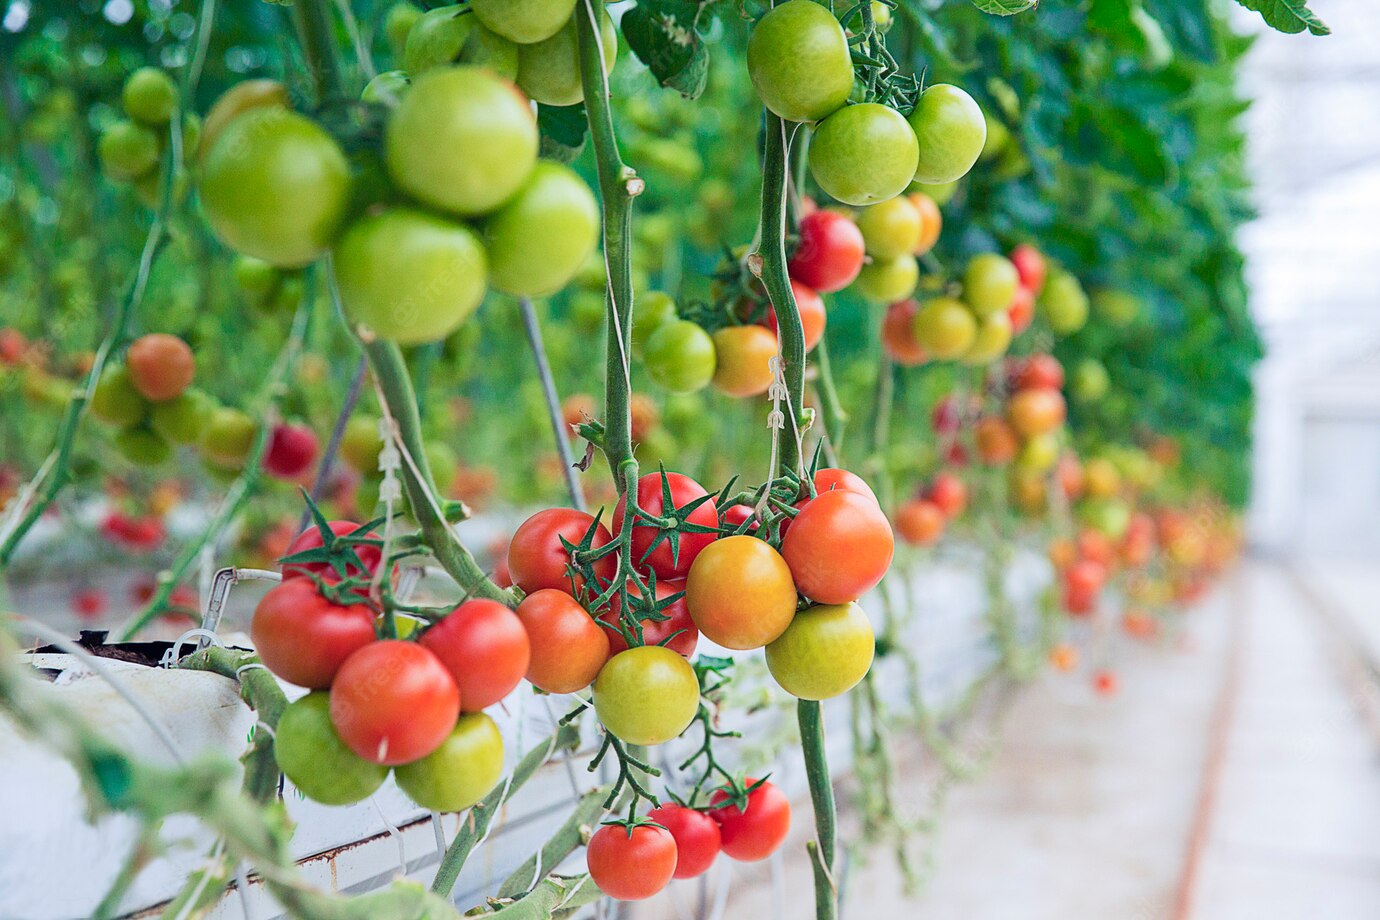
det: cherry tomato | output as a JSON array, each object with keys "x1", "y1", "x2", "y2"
[
  {"x1": 1041, "y1": 270, "x2": 1089, "y2": 334},
  {"x1": 1012, "y1": 354, "x2": 1065, "y2": 392},
  {"x1": 330, "y1": 640, "x2": 460, "y2": 765},
  {"x1": 281, "y1": 520, "x2": 383, "y2": 587},
  {"x1": 516, "y1": 8, "x2": 616, "y2": 107},
  {"x1": 812, "y1": 467, "x2": 878, "y2": 504},
  {"x1": 394, "y1": 712, "x2": 503, "y2": 811},
  {"x1": 632, "y1": 291, "x2": 679, "y2": 358},
  {"x1": 115, "y1": 427, "x2": 171, "y2": 466},
  {"x1": 907, "y1": 84, "x2": 986, "y2": 185},
  {"x1": 913, "y1": 297, "x2": 977, "y2": 359},
  {"x1": 123, "y1": 67, "x2": 178, "y2": 125},
  {"x1": 150, "y1": 389, "x2": 214, "y2": 445},
  {"x1": 593, "y1": 645, "x2": 700, "y2": 746},
  {"x1": 721, "y1": 503, "x2": 756, "y2": 529},
  {"x1": 471, "y1": 0, "x2": 576, "y2": 44},
  {"x1": 963, "y1": 253, "x2": 1019, "y2": 316},
  {"x1": 612, "y1": 472, "x2": 718, "y2": 580},
  {"x1": 600, "y1": 578, "x2": 698, "y2": 659},
  {"x1": 856, "y1": 195, "x2": 921, "y2": 259},
  {"x1": 250, "y1": 578, "x2": 375, "y2": 688},
  {"x1": 1072, "y1": 358, "x2": 1110, "y2": 401},
  {"x1": 264, "y1": 422, "x2": 319, "y2": 480},
  {"x1": 586, "y1": 823, "x2": 678, "y2": 901},
  {"x1": 975, "y1": 417, "x2": 1019, "y2": 465},
  {"x1": 894, "y1": 498, "x2": 945, "y2": 545},
  {"x1": 485, "y1": 161, "x2": 599, "y2": 297},
  {"x1": 517, "y1": 589, "x2": 609, "y2": 693},
  {"x1": 126, "y1": 333, "x2": 194, "y2": 402},
  {"x1": 1006, "y1": 387, "x2": 1066, "y2": 437},
  {"x1": 645, "y1": 319, "x2": 717, "y2": 394},
  {"x1": 788, "y1": 210, "x2": 864, "y2": 293},
  {"x1": 1092, "y1": 670, "x2": 1119, "y2": 696},
  {"x1": 926, "y1": 473, "x2": 968, "y2": 518},
  {"x1": 508, "y1": 507, "x2": 616, "y2": 595},
  {"x1": 403, "y1": 6, "x2": 519, "y2": 77},
  {"x1": 712, "y1": 325, "x2": 777, "y2": 398},
  {"x1": 1010, "y1": 243, "x2": 1047, "y2": 294},
  {"x1": 961, "y1": 310, "x2": 1013, "y2": 365},
  {"x1": 1007, "y1": 285, "x2": 1036, "y2": 334},
  {"x1": 99, "y1": 120, "x2": 159, "y2": 181},
  {"x1": 747, "y1": 0, "x2": 853, "y2": 123},
  {"x1": 855, "y1": 253, "x2": 919, "y2": 304},
  {"x1": 647, "y1": 804, "x2": 721, "y2": 879},
  {"x1": 709, "y1": 779, "x2": 791, "y2": 862},
  {"x1": 685, "y1": 535, "x2": 797, "y2": 650},
  {"x1": 766, "y1": 600, "x2": 875, "y2": 700},
  {"x1": 782, "y1": 490, "x2": 893, "y2": 604},
  {"x1": 910, "y1": 193, "x2": 943, "y2": 255},
  {"x1": 764, "y1": 279, "x2": 826, "y2": 353},
  {"x1": 881, "y1": 300, "x2": 928, "y2": 366},
  {"x1": 71, "y1": 587, "x2": 107, "y2": 619},
  {"x1": 809, "y1": 103, "x2": 919, "y2": 206},
  {"x1": 275, "y1": 692, "x2": 388, "y2": 805},
  {"x1": 421, "y1": 598, "x2": 531, "y2": 712}
]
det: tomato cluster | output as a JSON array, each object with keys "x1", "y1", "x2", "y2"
[{"x1": 97, "y1": 67, "x2": 196, "y2": 207}]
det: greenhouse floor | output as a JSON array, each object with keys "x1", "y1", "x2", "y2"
[{"x1": 639, "y1": 560, "x2": 1380, "y2": 919}]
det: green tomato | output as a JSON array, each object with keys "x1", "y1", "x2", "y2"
[
  {"x1": 115, "y1": 426, "x2": 172, "y2": 466},
  {"x1": 644, "y1": 320, "x2": 716, "y2": 394},
  {"x1": 907, "y1": 84, "x2": 986, "y2": 185},
  {"x1": 386, "y1": 2, "x2": 424, "y2": 60},
  {"x1": 1017, "y1": 432, "x2": 1060, "y2": 473},
  {"x1": 855, "y1": 254, "x2": 919, "y2": 304},
  {"x1": 276, "y1": 692, "x2": 388, "y2": 806},
  {"x1": 91, "y1": 365, "x2": 148, "y2": 426},
  {"x1": 122, "y1": 67, "x2": 178, "y2": 126},
  {"x1": 594, "y1": 646, "x2": 700, "y2": 746},
  {"x1": 856, "y1": 196, "x2": 921, "y2": 259},
  {"x1": 403, "y1": 6, "x2": 518, "y2": 78},
  {"x1": 362, "y1": 70, "x2": 411, "y2": 105},
  {"x1": 386, "y1": 66, "x2": 538, "y2": 217},
  {"x1": 960, "y1": 310, "x2": 1012, "y2": 365},
  {"x1": 334, "y1": 207, "x2": 488, "y2": 345},
  {"x1": 1041, "y1": 271, "x2": 1089, "y2": 334},
  {"x1": 913, "y1": 296, "x2": 977, "y2": 359},
  {"x1": 233, "y1": 255, "x2": 279, "y2": 305},
  {"x1": 1092, "y1": 289, "x2": 1141, "y2": 327},
  {"x1": 1080, "y1": 497, "x2": 1131, "y2": 540},
  {"x1": 341, "y1": 416, "x2": 383, "y2": 473},
  {"x1": 201, "y1": 406, "x2": 257, "y2": 468},
  {"x1": 394, "y1": 712, "x2": 503, "y2": 812},
  {"x1": 962, "y1": 253, "x2": 1019, "y2": 317},
  {"x1": 908, "y1": 178, "x2": 958, "y2": 205},
  {"x1": 766, "y1": 602, "x2": 875, "y2": 700},
  {"x1": 747, "y1": 0, "x2": 853, "y2": 123},
  {"x1": 425, "y1": 441, "x2": 458, "y2": 494},
  {"x1": 568, "y1": 290, "x2": 606, "y2": 331},
  {"x1": 98, "y1": 120, "x2": 159, "y2": 182},
  {"x1": 1072, "y1": 358, "x2": 1110, "y2": 401},
  {"x1": 484, "y1": 162, "x2": 599, "y2": 297},
  {"x1": 200, "y1": 108, "x2": 351, "y2": 268},
  {"x1": 471, "y1": 0, "x2": 576, "y2": 44},
  {"x1": 632, "y1": 291, "x2": 678, "y2": 358},
  {"x1": 809, "y1": 103, "x2": 918, "y2": 206},
  {"x1": 516, "y1": 8, "x2": 616, "y2": 107},
  {"x1": 150, "y1": 388, "x2": 215, "y2": 445}
]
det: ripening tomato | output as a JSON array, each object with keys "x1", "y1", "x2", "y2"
[
  {"x1": 126, "y1": 334, "x2": 195, "y2": 402},
  {"x1": 250, "y1": 578, "x2": 375, "y2": 688},
  {"x1": 593, "y1": 645, "x2": 700, "y2": 746},
  {"x1": 264, "y1": 422, "x2": 319, "y2": 480},
  {"x1": 746, "y1": 0, "x2": 853, "y2": 123},
  {"x1": 927, "y1": 472, "x2": 968, "y2": 518},
  {"x1": 881, "y1": 300, "x2": 927, "y2": 366},
  {"x1": 712, "y1": 325, "x2": 777, "y2": 398},
  {"x1": 1007, "y1": 285, "x2": 1035, "y2": 334},
  {"x1": 275, "y1": 692, "x2": 388, "y2": 805},
  {"x1": 586, "y1": 823, "x2": 678, "y2": 901},
  {"x1": 975, "y1": 416, "x2": 1019, "y2": 465},
  {"x1": 1057, "y1": 455, "x2": 1085, "y2": 499},
  {"x1": 1010, "y1": 243, "x2": 1047, "y2": 294},
  {"x1": 1006, "y1": 388, "x2": 1066, "y2": 438},
  {"x1": 913, "y1": 297, "x2": 977, "y2": 359},
  {"x1": 421, "y1": 599, "x2": 531, "y2": 712},
  {"x1": 764, "y1": 279, "x2": 826, "y2": 353},
  {"x1": 516, "y1": 589, "x2": 608, "y2": 693},
  {"x1": 907, "y1": 84, "x2": 986, "y2": 185},
  {"x1": 600, "y1": 578, "x2": 699, "y2": 659},
  {"x1": 647, "y1": 804, "x2": 721, "y2": 879},
  {"x1": 788, "y1": 210, "x2": 864, "y2": 293},
  {"x1": 766, "y1": 602, "x2": 875, "y2": 700},
  {"x1": 709, "y1": 779, "x2": 791, "y2": 862},
  {"x1": 330, "y1": 640, "x2": 460, "y2": 765},
  {"x1": 910, "y1": 193, "x2": 943, "y2": 256},
  {"x1": 685, "y1": 535, "x2": 797, "y2": 650},
  {"x1": 612, "y1": 472, "x2": 718, "y2": 580},
  {"x1": 810, "y1": 103, "x2": 919, "y2": 206},
  {"x1": 508, "y1": 507, "x2": 616, "y2": 595},
  {"x1": 394, "y1": 712, "x2": 503, "y2": 812},
  {"x1": 894, "y1": 498, "x2": 945, "y2": 545},
  {"x1": 782, "y1": 490, "x2": 893, "y2": 604},
  {"x1": 1012, "y1": 354, "x2": 1064, "y2": 391},
  {"x1": 856, "y1": 195, "x2": 921, "y2": 259}
]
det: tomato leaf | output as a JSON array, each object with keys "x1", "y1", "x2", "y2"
[
  {"x1": 1233, "y1": 0, "x2": 1329, "y2": 35},
  {"x1": 537, "y1": 103, "x2": 587, "y2": 163},
  {"x1": 621, "y1": 0, "x2": 711, "y2": 99},
  {"x1": 970, "y1": 0, "x2": 1038, "y2": 15}
]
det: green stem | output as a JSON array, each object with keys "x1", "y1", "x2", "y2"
[
  {"x1": 798, "y1": 699, "x2": 838, "y2": 920},
  {"x1": 292, "y1": 0, "x2": 348, "y2": 106},
  {"x1": 813, "y1": 334, "x2": 848, "y2": 462},
  {"x1": 495, "y1": 786, "x2": 607, "y2": 899}
]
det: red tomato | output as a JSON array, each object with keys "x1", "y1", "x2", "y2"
[
  {"x1": 931, "y1": 395, "x2": 965, "y2": 435},
  {"x1": 508, "y1": 507, "x2": 615, "y2": 595},
  {"x1": 420, "y1": 598, "x2": 531, "y2": 712},
  {"x1": 599, "y1": 578, "x2": 699, "y2": 659},
  {"x1": 1010, "y1": 243, "x2": 1047, "y2": 294},
  {"x1": 787, "y1": 209, "x2": 864, "y2": 293},
  {"x1": 812, "y1": 467, "x2": 877, "y2": 504},
  {"x1": 71, "y1": 588, "x2": 108, "y2": 619},
  {"x1": 721, "y1": 503, "x2": 756, "y2": 529},
  {"x1": 647, "y1": 804, "x2": 721, "y2": 879},
  {"x1": 894, "y1": 498, "x2": 945, "y2": 546},
  {"x1": 281, "y1": 520, "x2": 383, "y2": 586},
  {"x1": 1092, "y1": 669, "x2": 1119, "y2": 696},
  {"x1": 781, "y1": 490, "x2": 894, "y2": 604},
  {"x1": 765, "y1": 279, "x2": 827, "y2": 352},
  {"x1": 926, "y1": 472, "x2": 968, "y2": 519},
  {"x1": 612, "y1": 472, "x2": 718, "y2": 580},
  {"x1": 1011, "y1": 354, "x2": 1064, "y2": 392},
  {"x1": 1065, "y1": 558, "x2": 1107, "y2": 595},
  {"x1": 330, "y1": 640, "x2": 460, "y2": 765},
  {"x1": 586, "y1": 823, "x2": 678, "y2": 901},
  {"x1": 251, "y1": 578, "x2": 376, "y2": 688},
  {"x1": 516, "y1": 589, "x2": 609, "y2": 694},
  {"x1": 1007, "y1": 285, "x2": 1035, "y2": 334},
  {"x1": 881, "y1": 300, "x2": 927, "y2": 366},
  {"x1": 265, "y1": 422, "x2": 319, "y2": 480},
  {"x1": 709, "y1": 779, "x2": 791, "y2": 862}
]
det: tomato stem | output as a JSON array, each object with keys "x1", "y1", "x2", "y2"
[
  {"x1": 798, "y1": 699, "x2": 839, "y2": 920},
  {"x1": 291, "y1": 0, "x2": 348, "y2": 107}
]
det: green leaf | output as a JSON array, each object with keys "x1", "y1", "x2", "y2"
[
  {"x1": 1234, "y1": 0, "x2": 1330, "y2": 35},
  {"x1": 621, "y1": 0, "x2": 711, "y2": 99},
  {"x1": 537, "y1": 103, "x2": 587, "y2": 163},
  {"x1": 971, "y1": 0, "x2": 1038, "y2": 15}
]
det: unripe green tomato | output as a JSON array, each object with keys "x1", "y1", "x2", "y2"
[
  {"x1": 907, "y1": 84, "x2": 986, "y2": 185},
  {"x1": 386, "y1": 66, "x2": 538, "y2": 217},
  {"x1": 341, "y1": 416, "x2": 383, "y2": 473},
  {"x1": 1041, "y1": 271, "x2": 1089, "y2": 334},
  {"x1": 908, "y1": 178, "x2": 958, "y2": 205},
  {"x1": 960, "y1": 310, "x2": 1012, "y2": 365},
  {"x1": 131, "y1": 168, "x2": 189, "y2": 210},
  {"x1": 386, "y1": 2, "x2": 424, "y2": 60},
  {"x1": 200, "y1": 108, "x2": 351, "y2": 268},
  {"x1": 913, "y1": 296, "x2": 977, "y2": 359},
  {"x1": 425, "y1": 441, "x2": 458, "y2": 494},
  {"x1": 403, "y1": 6, "x2": 518, "y2": 78},
  {"x1": 334, "y1": 207, "x2": 488, "y2": 345},
  {"x1": 471, "y1": 0, "x2": 577, "y2": 44},
  {"x1": 150, "y1": 388, "x2": 215, "y2": 445},
  {"x1": 747, "y1": 0, "x2": 853, "y2": 123},
  {"x1": 632, "y1": 291, "x2": 679, "y2": 358},
  {"x1": 594, "y1": 646, "x2": 700, "y2": 746},
  {"x1": 115, "y1": 426, "x2": 172, "y2": 466},
  {"x1": 979, "y1": 112, "x2": 1010, "y2": 163},
  {"x1": 517, "y1": 8, "x2": 616, "y2": 107},
  {"x1": 1016, "y1": 432, "x2": 1060, "y2": 473},
  {"x1": 634, "y1": 427, "x2": 678, "y2": 470},
  {"x1": 91, "y1": 365, "x2": 148, "y2": 426},
  {"x1": 395, "y1": 713, "x2": 503, "y2": 812},
  {"x1": 644, "y1": 320, "x2": 716, "y2": 394},
  {"x1": 568, "y1": 290, "x2": 606, "y2": 331},
  {"x1": 1080, "y1": 497, "x2": 1131, "y2": 540},
  {"x1": 766, "y1": 602, "x2": 875, "y2": 700},
  {"x1": 663, "y1": 392, "x2": 707, "y2": 431},
  {"x1": 362, "y1": 70, "x2": 410, "y2": 105},
  {"x1": 484, "y1": 162, "x2": 599, "y2": 297},
  {"x1": 856, "y1": 196, "x2": 921, "y2": 259},
  {"x1": 276, "y1": 692, "x2": 388, "y2": 806},
  {"x1": 122, "y1": 67, "x2": 178, "y2": 126},
  {"x1": 963, "y1": 253, "x2": 1019, "y2": 316},
  {"x1": 1071, "y1": 358, "x2": 1110, "y2": 401},
  {"x1": 201, "y1": 406, "x2": 257, "y2": 468},
  {"x1": 870, "y1": 1, "x2": 893, "y2": 33},
  {"x1": 197, "y1": 80, "x2": 289, "y2": 162},
  {"x1": 99, "y1": 120, "x2": 159, "y2": 181},
  {"x1": 1092, "y1": 289, "x2": 1141, "y2": 327},
  {"x1": 233, "y1": 255, "x2": 279, "y2": 305},
  {"x1": 809, "y1": 103, "x2": 918, "y2": 206},
  {"x1": 855, "y1": 254, "x2": 919, "y2": 304}
]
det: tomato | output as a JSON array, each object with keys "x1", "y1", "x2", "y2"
[
  {"x1": 881, "y1": 300, "x2": 927, "y2": 366},
  {"x1": 1093, "y1": 289, "x2": 1141, "y2": 327},
  {"x1": 711, "y1": 325, "x2": 777, "y2": 398},
  {"x1": 855, "y1": 253, "x2": 918, "y2": 304},
  {"x1": 517, "y1": 589, "x2": 609, "y2": 693},
  {"x1": 810, "y1": 103, "x2": 919, "y2": 206},
  {"x1": 910, "y1": 193, "x2": 943, "y2": 255},
  {"x1": 150, "y1": 389, "x2": 214, "y2": 445},
  {"x1": 913, "y1": 297, "x2": 977, "y2": 359},
  {"x1": 114, "y1": 427, "x2": 171, "y2": 466},
  {"x1": 645, "y1": 319, "x2": 717, "y2": 393},
  {"x1": 709, "y1": 779, "x2": 791, "y2": 862},
  {"x1": 334, "y1": 207, "x2": 487, "y2": 345},
  {"x1": 71, "y1": 587, "x2": 107, "y2": 619},
  {"x1": 894, "y1": 498, "x2": 945, "y2": 545},
  {"x1": 767, "y1": 601, "x2": 874, "y2": 699},
  {"x1": 516, "y1": 8, "x2": 616, "y2": 107},
  {"x1": 813, "y1": 467, "x2": 877, "y2": 504},
  {"x1": 484, "y1": 161, "x2": 599, "y2": 297},
  {"x1": 962, "y1": 253, "x2": 1019, "y2": 317},
  {"x1": 1071, "y1": 358, "x2": 1110, "y2": 401},
  {"x1": 387, "y1": 66, "x2": 537, "y2": 216},
  {"x1": 330, "y1": 640, "x2": 459, "y2": 765},
  {"x1": 788, "y1": 209, "x2": 864, "y2": 293},
  {"x1": 1010, "y1": 244, "x2": 1047, "y2": 294},
  {"x1": 926, "y1": 472, "x2": 967, "y2": 518},
  {"x1": 509, "y1": 507, "x2": 616, "y2": 595},
  {"x1": 600, "y1": 578, "x2": 698, "y2": 659},
  {"x1": 125, "y1": 333, "x2": 194, "y2": 402},
  {"x1": 1007, "y1": 285, "x2": 1035, "y2": 334},
  {"x1": 632, "y1": 291, "x2": 679, "y2": 358},
  {"x1": 281, "y1": 520, "x2": 384, "y2": 587},
  {"x1": 421, "y1": 598, "x2": 530, "y2": 712},
  {"x1": 1083, "y1": 457, "x2": 1121, "y2": 498},
  {"x1": 764, "y1": 279, "x2": 826, "y2": 353},
  {"x1": 587, "y1": 823, "x2": 678, "y2": 901},
  {"x1": 1017, "y1": 433, "x2": 1060, "y2": 473},
  {"x1": 91, "y1": 365, "x2": 148, "y2": 426},
  {"x1": 1049, "y1": 642, "x2": 1079, "y2": 672},
  {"x1": 1012, "y1": 354, "x2": 1064, "y2": 392},
  {"x1": 123, "y1": 67, "x2": 178, "y2": 126},
  {"x1": 685, "y1": 535, "x2": 797, "y2": 650},
  {"x1": 471, "y1": 0, "x2": 576, "y2": 44},
  {"x1": 1006, "y1": 388, "x2": 1066, "y2": 437},
  {"x1": 403, "y1": 6, "x2": 519, "y2": 78},
  {"x1": 747, "y1": 0, "x2": 853, "y2": 123},
  {"x1": 197, "y1": 80, "x2": 289, "y2": 161},
  {"x1": 1058, "y1": 455, "x2": 1085, "y2": 499},
  {"x1": 1092, "y1": 670, "x2": 1119, "y2": 697},
  {"x1": 200, "y1": 406, "x2": 257, "y2": 469},
  {"x1": 907, "y1": 84, "x2": 986, "y2": 184},
  {"x1": 975, "y1": 416, "x2": 1018, "y2": 465},
  {"x1": 782, "y1": 490, "x2": 893, "y2": 604},
  {"x1": 961, "y1": 310, "x2": 1012, "y2": 365},
  {"x1": 264, "y1": 422, "x2": 318, "y2": 480},
  {"x1": 1065, "y1": 558, "x2": 1107, "y2": 596},
  {"x1": 612, "y1": 471, "x2": 718, "y2": 580},
  {"x1": 275, "y1": 692, "x2": 388, "y2": 805},
  {"x1": 1040, "y1": 271, "x2": 1089, "y2": 334},
  {"x1": 593, "y1": 645, "x2": 699, "y2": 746},
  {"x1": 1077, "y1": 528, "x2": 1115, "y2": 568},
  {"x1": 200, "y1": 107, "x2": 350, "y2": 268},
  {"x1": 250, "y1": 578, "x2": 376, "y2": 688},
  {"x1": 856, "y1": 193, "x2": 921, "y2": 259},
  {"x1": 98, "y1": 121, "x2": 159, "y2": 181},
  {"x1": 721, "y1": 503, "x2": 756, "y2": 530},
  {"x1": 394, "y1": 712, "x2": 503, "y2": 811},
  {"x1": 647, "y1": 804, "x2": 721, "y2": 879}
]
